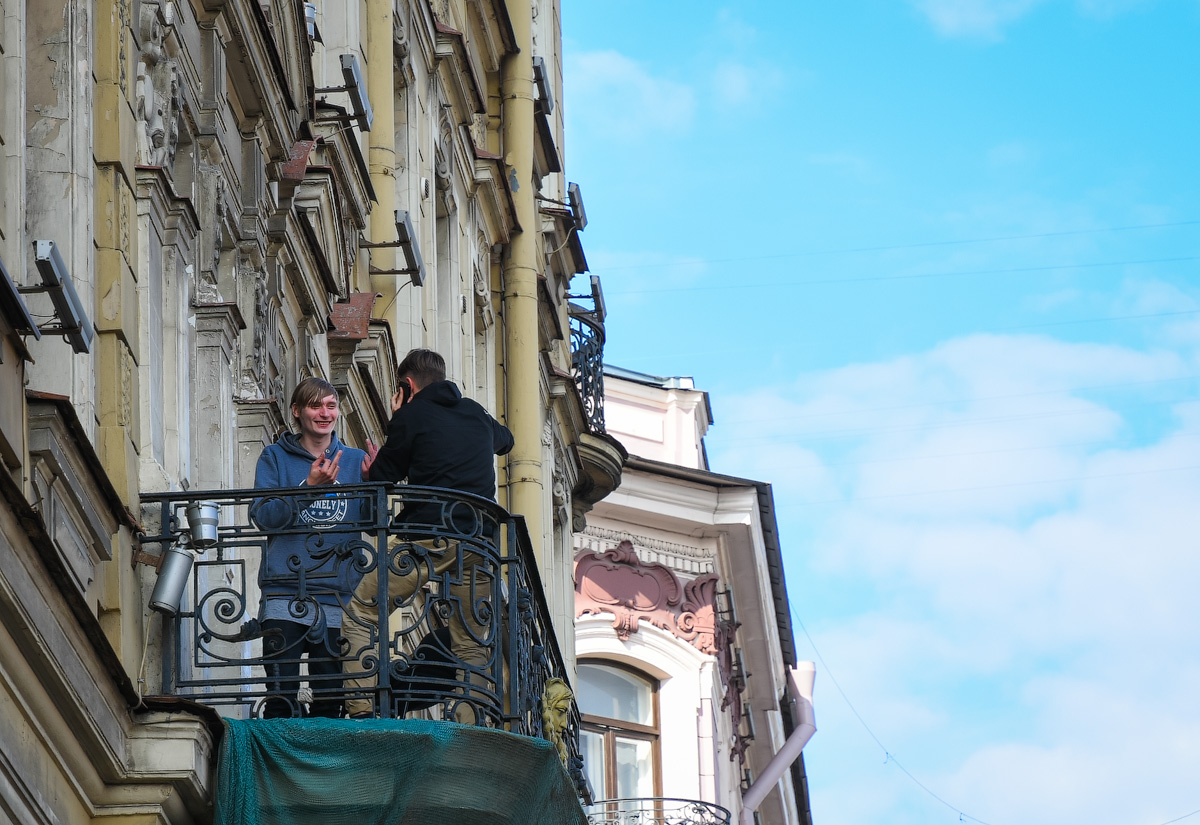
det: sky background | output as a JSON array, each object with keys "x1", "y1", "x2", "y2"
[{"x1": 561, "y1": 2, "x2": 1200, "y2": 824}]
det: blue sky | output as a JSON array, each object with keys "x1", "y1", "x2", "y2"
[{"x1": 562, "y1": 2, "x2": 1200, "y2": 824}]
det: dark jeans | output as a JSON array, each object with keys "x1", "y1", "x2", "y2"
[{"x1": 261, "y1": 618, "x2": 345, "y2": 719}]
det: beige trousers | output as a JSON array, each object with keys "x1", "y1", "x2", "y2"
[{"x1": 342, "y1": 536, "x2": 493, "y2": 721}]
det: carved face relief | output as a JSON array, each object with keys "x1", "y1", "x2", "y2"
[
  {"x1": 134, "y1": 4, "x2": 181, "y2": 168},
  {"x1": 139, "y1": 2, "x2": 166, "y2": 65},
  {"x1": 238, "y1": 256, "x2": 272, "y2": 399}
]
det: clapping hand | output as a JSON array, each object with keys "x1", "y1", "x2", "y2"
[{"x1": 307, "y1": 450, "x2": 342, "y2": 486}]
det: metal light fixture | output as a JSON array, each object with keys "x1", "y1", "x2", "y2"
[
  {"x1": 150, "y1": 542, "x2": 195, "y2": 615},
  {"x1": 568, "y1": 182, "x2": 587, "y2": 230},
  {"x1": 533, "y1": 56, "x2": 555, "y2": 115},
  {"x1": 186, "y1": 500, "x2": 221, "y2": 548},
  {"x1": 340, "y1": 54, "x2": 373, "y2": 131},
  {"x1": 149, "y1": 501, "x2": 218, "y2": 615},
  {"x1": 0, "y1": 252, "x2": 39, "y2": 340},
  {"x1": 314, "y1": 54, "x2": 373, "y2": 131},
  {"x1": 17, "y1": 240, "x2": 94, "y2": 353},
  {"x1": 361, "y1": 210, "x2": 427, "y2": 286},
  {"x1": 568, "y1": 274, "x2": 605, "y2": 324}
]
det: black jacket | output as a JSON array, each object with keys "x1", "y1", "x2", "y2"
[{"x1": 368, "y1": 380, "x2": 514, "y2": 524}]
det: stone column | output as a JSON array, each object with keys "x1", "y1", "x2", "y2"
[{"x1": 192, "y1": 302, "x2": 244, "y2": 490}]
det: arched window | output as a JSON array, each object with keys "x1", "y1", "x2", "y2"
[{"x1": 578, "y1": 661, "x2": 660, "y2": 800}]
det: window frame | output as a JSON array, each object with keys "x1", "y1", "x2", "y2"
[{"x1": 578, "y1": 659, "x2": 663, "y2": 800}]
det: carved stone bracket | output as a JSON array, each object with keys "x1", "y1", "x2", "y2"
[
  {"x1": 677, "y1": 574, "x2": 720, "y2": 654},
  {"x1": 237, "y1": 251, "x2": 276, "y2": 400},
  {"x1": 575, "y1": 541, "x2": 721, "y2": 656}
]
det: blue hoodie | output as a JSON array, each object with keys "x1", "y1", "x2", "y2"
[{"x1": 252, "y1": 431, "x2": 369, "y2": 619}]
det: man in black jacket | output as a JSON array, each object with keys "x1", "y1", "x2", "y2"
[
  {"x1": 343, "y1": 349, "x2": 513, "y2": 719},
  {"x1": 367, "y1": 348, "x2": 513, "y2": 524}
]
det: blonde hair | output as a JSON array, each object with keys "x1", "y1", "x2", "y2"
[{"x1": 290, "y1": 377, "x2": 339, "y2": 426}]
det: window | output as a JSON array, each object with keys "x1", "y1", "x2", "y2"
[{"x1": 578, "y1": 661, "x2": 660, "y2": 800}]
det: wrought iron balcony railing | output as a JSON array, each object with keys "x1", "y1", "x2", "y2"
[
  {"x1": 138, "y1": 484, "x2": 584, "y2": 790},
  {"x1": 570, "y1": 310, "x2": 606, "y2": 434},
  {"x1": 584, "y1": 798, "x2": 732, "y2": 825}
]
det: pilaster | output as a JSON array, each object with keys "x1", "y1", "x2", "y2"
[
  {"x1": 192, "y1": 301, "x2": 245, "y2": 489},
  {"x1": 235, "y1": 400, "x2": 284, "y2": 488},
  {"x1": 96, "y1": 334, "x2": 140, "y2": 503},
  {"x1": 93, "y1": 0, "x2": 141, "y2": 505}
]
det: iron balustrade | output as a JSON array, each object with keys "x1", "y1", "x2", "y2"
[
  {"x1": 570, "y1": 311, "x2": 606, "y2": 434},
  {"x1": 138, "y1": 484, "x2": 585, "y2": 788},
  {"x1": 584, "y1": 799, "x2": 732, "y2": 825}
]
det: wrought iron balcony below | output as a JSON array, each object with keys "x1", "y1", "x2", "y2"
[{"x1": 584, "y1": 798, "x2": 732, "y2": 825}]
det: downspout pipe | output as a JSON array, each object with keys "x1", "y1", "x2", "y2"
[
  {"x1": 500, "y1": 0, "x2": 544, "y2": 559},
  {"x1": 366, "y1": 0, "x2": 397, "y2": 311},
  {"x1": 740, "y1": 662, "x2": 817, "y2": 825}
]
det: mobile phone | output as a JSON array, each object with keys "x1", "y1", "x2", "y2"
[{"x1": 397, "y1": 378, "x2": 412, "y2": 405}]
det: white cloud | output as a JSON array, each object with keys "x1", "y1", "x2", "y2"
[
  {"x1": 986, "y1": 140, "x2": 1039, "y2": 169},
  {"x1": 911, "y1": 0, "x2": 1157, "y2": 39},
  {"x1": 806, "y1": 151, "x2": 876, "y2": 182},
  {"x1": 709, "y1": 329, "x2": 1200, "y2": 825},
  {"x1": 911, "y1": 0, "x2": 1047, "y2": 39},
  {"x1": 1074, "y1": 0, "x2": 1154, "y2": 18},
  {"x1": 710, "y1": 59, "x2": 787, "y2": 110},
  {"x1": 713, "y1": 61, "x2": 754, "y2": 107},
  {"x1": 565, "y1": 50, "x2": 695, "y2": 141},
  {"x1": 714, "y1": 8, "x2": 759, "y2": 50}
]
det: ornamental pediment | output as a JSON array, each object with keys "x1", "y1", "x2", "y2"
[{"x1": 574, "y1": 541, "x2": 720, "y2": 655}]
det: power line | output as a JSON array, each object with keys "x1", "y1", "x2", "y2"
[
  {"x1": 791, "y1": 608, "x2": 995, "y2": 824},
  {"x1": 606, "y1": 255, "x2": 1200, "y2": 295},
  {"x1": 726, "y1": 375, "x2": 1200, "y2": 427},
  {"x1": 599, "y1": 219, "x2": 1200, "y2": 271},
  {"x1": 605, "y1": 309, "x2": 1200, "y2": 367},
  {"x1": 793, "y1": 461, "x2": 1200, "y2": 506},
  {"x1": 805, "y1": 432, "x2": 1200, "y2": 472},
  {"x1": 793, "y1": 605, "x2": 1200, "y2": 825},
  {"x1": 993, "y1": 308, "x2": 1200, "y2": 331},
  {"x1": 721, "y1": 394, "x2": 1193, "y2": 445}
]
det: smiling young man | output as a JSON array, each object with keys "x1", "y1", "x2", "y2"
[{"x1": 252, "y1": 377, "x2": 374, "y2": 718}]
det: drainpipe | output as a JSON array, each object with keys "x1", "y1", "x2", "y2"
[
  {"x1": 500, "y1": 0, "x2": 543, "y2": 559},
  {"x1": 740, "y1": 662, "x2": 817, "y2": 825},
  {"x1": 366, "y1": 0, "x2": 397, "y2": 311}
]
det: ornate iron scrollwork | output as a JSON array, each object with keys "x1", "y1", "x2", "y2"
[
  {"x1": 138, "y1": 484, "x2": 581, "y2": 772},
  {"x1": 570, "y1": 312, "x2": 606, "y2": 433}
]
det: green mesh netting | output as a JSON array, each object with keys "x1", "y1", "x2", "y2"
[{"x1": 214, "y1": 718, "x2": 588, "y2": 825}]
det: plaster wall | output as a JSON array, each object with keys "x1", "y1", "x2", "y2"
[{"x1": 604, "y1": 378, "x2": 709, "y2": 470}]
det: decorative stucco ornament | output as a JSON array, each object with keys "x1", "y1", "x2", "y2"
[
  {"x1": 575, "y1": 541, "x2": 725, "y2": 654},
  {"x1": 134, "y1": 2, "x2": 181, "y2": 168}
]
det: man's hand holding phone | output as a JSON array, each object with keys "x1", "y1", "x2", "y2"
[{"x1": 390, "y1": 376, "x2": 414, "y2": 413}]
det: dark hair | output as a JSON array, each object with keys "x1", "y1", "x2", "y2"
[
  {"x1": 397, "y1": 349, "x2": 446, "y2": 390},
  {"x1": 290, "y1": 377, "x2": 339, "y2": 424}
]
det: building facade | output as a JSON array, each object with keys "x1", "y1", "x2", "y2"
[
  {"x1": 574, "y1": 368, "x2": 816, "y2": 825},
  {"x1": 0, "y1": 0, "x2": 621, "y2": 822}
]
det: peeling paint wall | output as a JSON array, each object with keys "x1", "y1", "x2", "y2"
[{"x1": 25, "y1": 0, "x2": 95, "y2": 421}]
